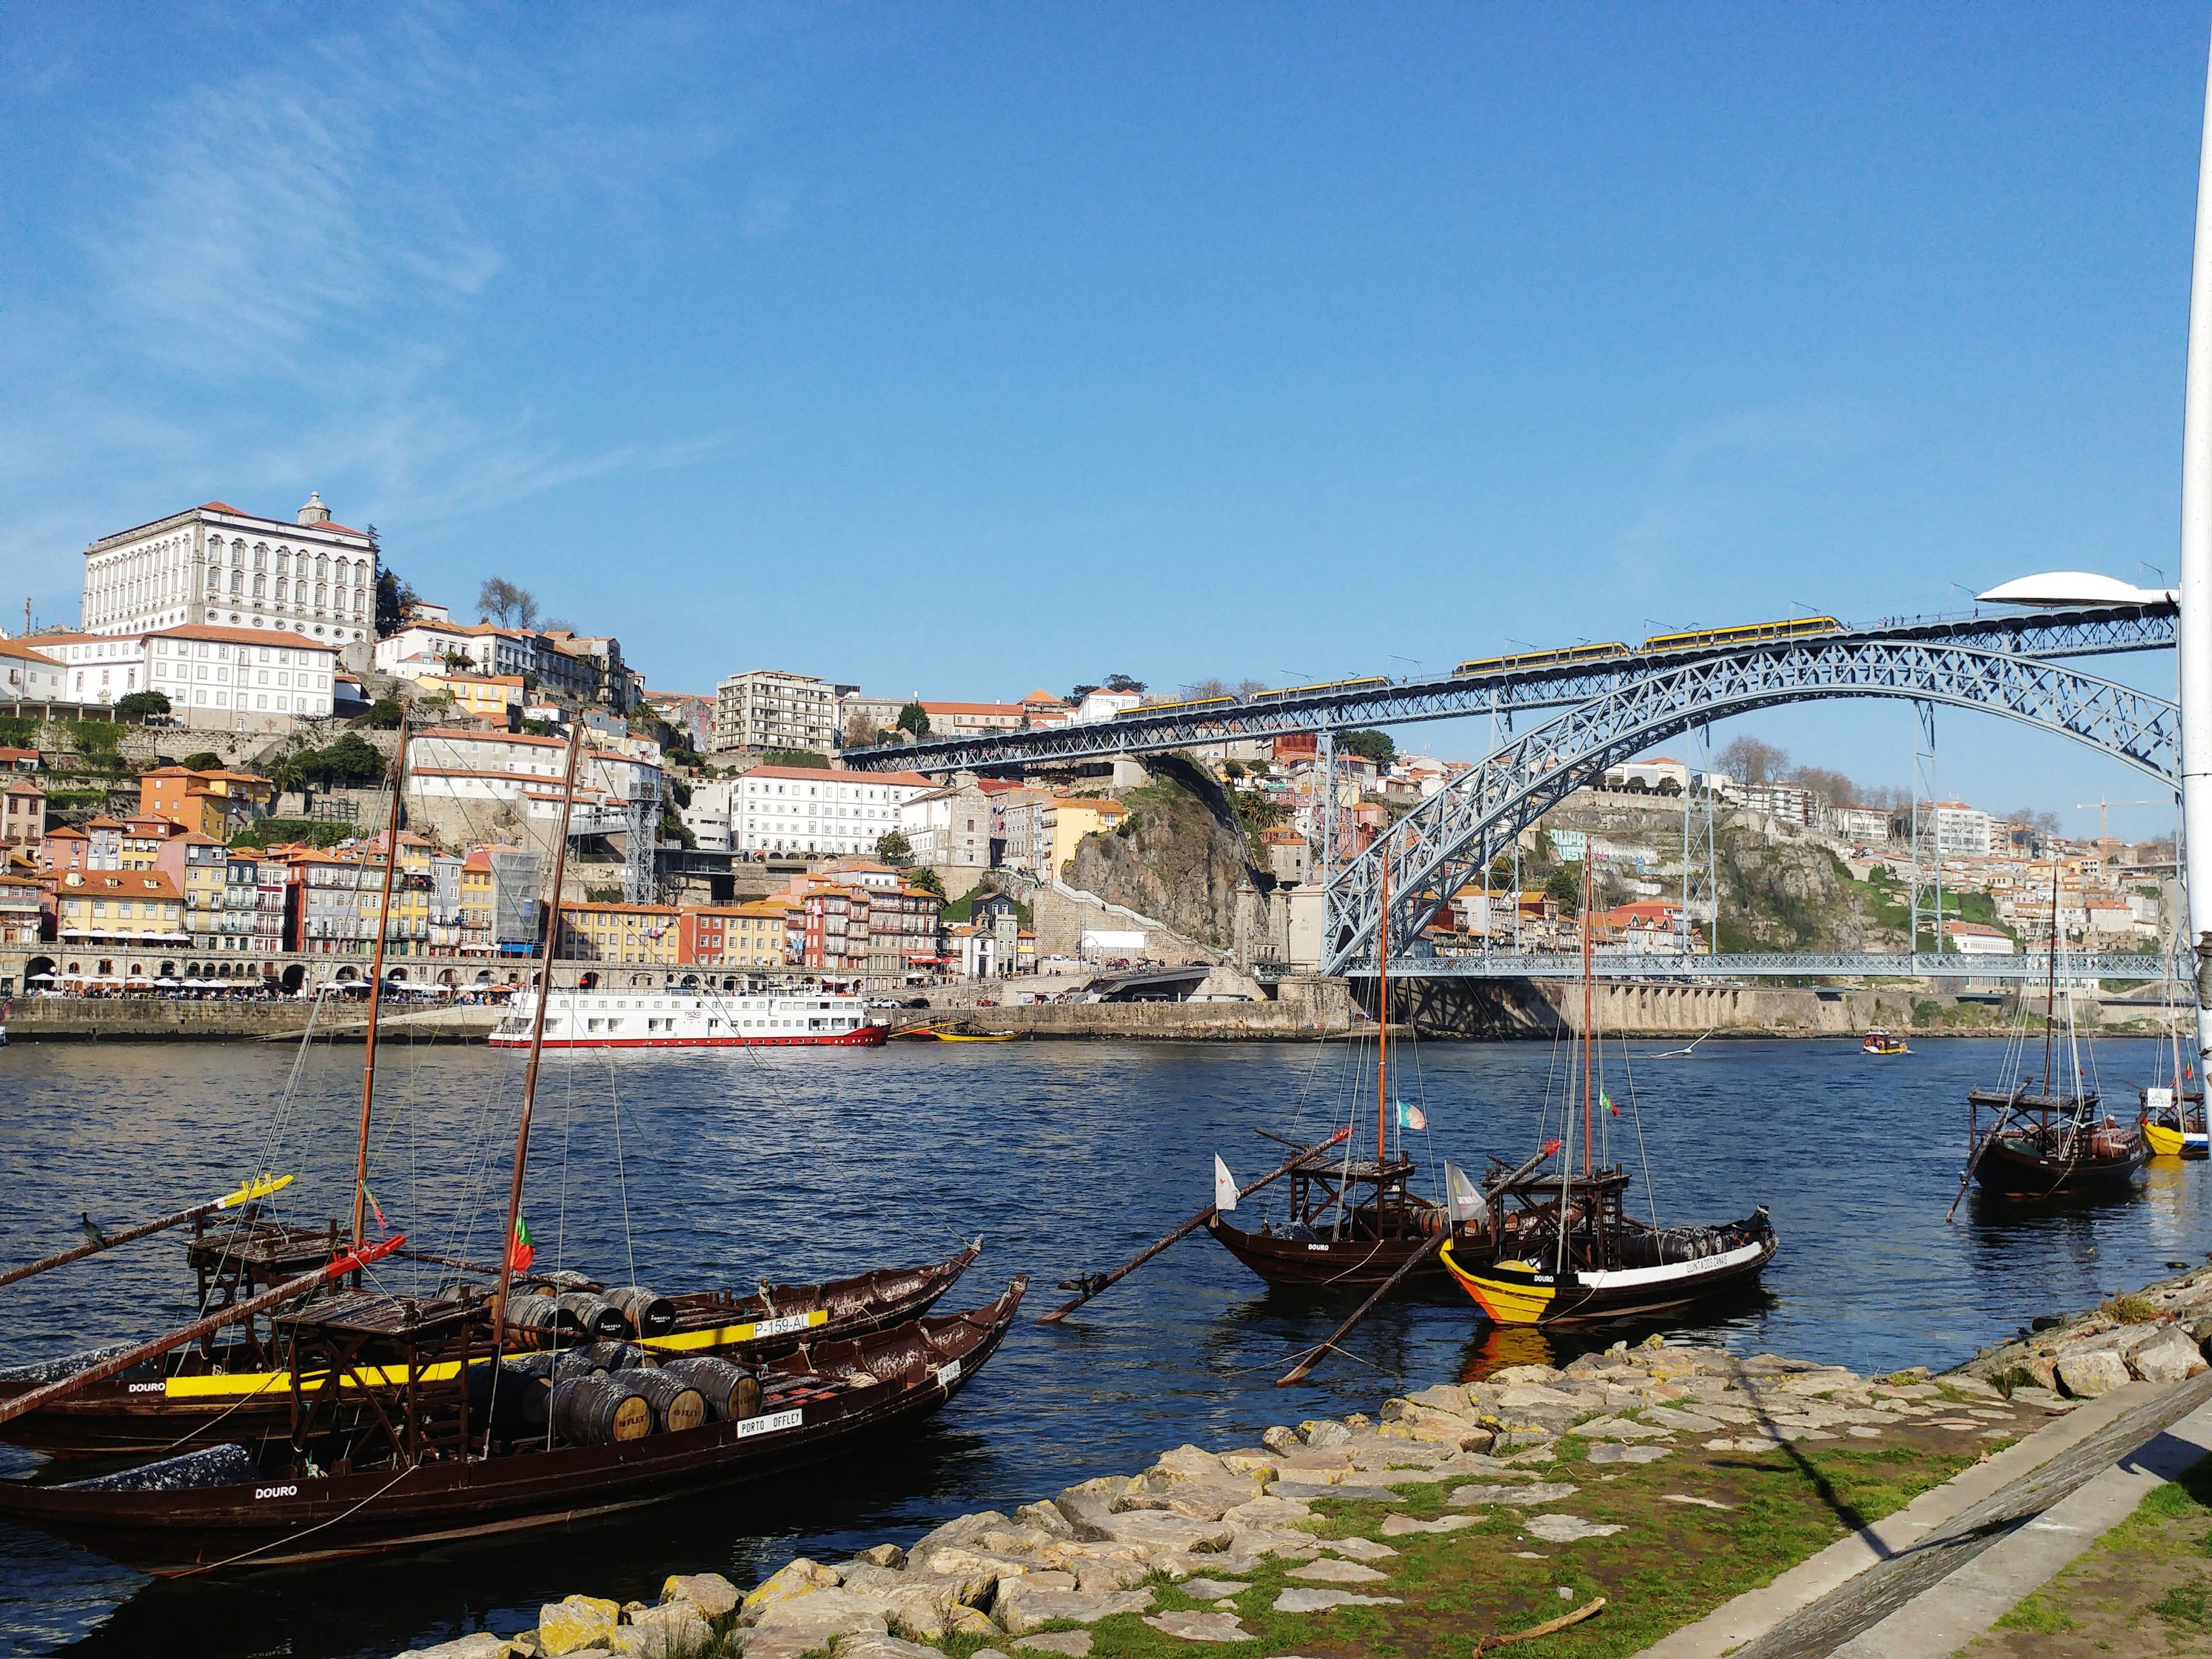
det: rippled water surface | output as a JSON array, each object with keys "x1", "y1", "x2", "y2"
[{"x1": 0, "y1": 1033, "x2": 2206, "y2": 1657}]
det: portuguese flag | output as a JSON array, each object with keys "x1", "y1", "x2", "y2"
[{"x1": 507, "y1": 1216, "x2": 536, "y2": 1274}]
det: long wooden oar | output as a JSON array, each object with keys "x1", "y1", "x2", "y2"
[
  {"x1": 0, "y1": 1173, "x2": 294, "y2": 1292},
  {"x1": 0, "y1": 1233, "x2": 403, "y2": 1430},
  {"x1": 1275, "y1": 1140, "x2": 1561, "y2": 1386},
  {"x1": 1946, "y1": 1085, "x2": 2025, "y2": 1222},
  {"x1": 1038, "y1": 1127, "x2": 1351, "y2": 1324}
]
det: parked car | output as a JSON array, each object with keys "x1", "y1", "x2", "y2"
[{"x1": 902, "y1": 996, "x2": 931, "y2": 1009}]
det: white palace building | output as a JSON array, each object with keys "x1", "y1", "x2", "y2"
[{"x1": 21, "y1": 494, "x2": 380, "y2": 729}]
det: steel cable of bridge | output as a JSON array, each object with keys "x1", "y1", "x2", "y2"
[{"x1": 1322, "y1": 639, "x2": 2178, "y2": 976}]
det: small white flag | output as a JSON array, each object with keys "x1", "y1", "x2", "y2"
[
  {"x1": 1214, "y1": 1155, "x2": 1239, "y2": 1213},
  {"x1": 1443, "y1": 1161, "x2": 1488, "y2": 1227}
]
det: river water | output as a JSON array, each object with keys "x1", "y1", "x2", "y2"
[{"x1": 0, "y1": 1033, "x2": 2205, "y2": 1658}]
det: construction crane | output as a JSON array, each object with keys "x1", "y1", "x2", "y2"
[{"x1": 2074, "y1": 796, "x2": 2161, "y2": 847}]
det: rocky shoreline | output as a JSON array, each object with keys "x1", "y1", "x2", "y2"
[
  {"x1": 1960, "y1": 1256, "x2": 2212, "y2": 1398},
  {"x1": 389, "y1": 1314, "x2": 2151, "y2": 1659}
]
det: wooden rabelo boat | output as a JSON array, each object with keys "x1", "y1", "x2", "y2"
[
  {"x1": 1207, "y1": 853, "x2": 1477, "y2": 1289},
  {"x1": 1438, "y1": 856, "x2": 1778, "y2": 1327},
  {"x1": 0, "y1": 1239, "x2": 982, "y2": 1458},
  {"x1": 0, "y1": 1279, "x2": 1026, "y2": 1575},
  {"x1": 0, "y1": 723, "x2": 1026, "y2": 1571},
  {"x1": 1439, "y1": 1171, "x2": 1776, "y2": 1326},
  {"x1": 1955, "y1": 868, "x2": 2144, "y2": 1204}
]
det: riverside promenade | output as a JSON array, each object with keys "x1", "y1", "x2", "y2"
[{"x1": 387, "y1": 1263, "x2": 2212, "y2": 1659}]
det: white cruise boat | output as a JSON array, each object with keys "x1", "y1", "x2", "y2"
[{"x1": 489, "y1": 988, "x2": 886, "y2": 1049}]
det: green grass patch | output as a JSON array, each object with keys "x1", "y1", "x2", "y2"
[{"x1": 1991, "y1": 1592, "x2": 2077, "y2": 1633}]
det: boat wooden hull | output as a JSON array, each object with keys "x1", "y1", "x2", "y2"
[
  {"x1": 1204, "y1": 1214, "x2": 1472, "y2": 1287},
  {"x1": 1437, "y1": 1230, "x2": 1777, "y2": 1327},
  {"x1": 0, "y1": 1283, "x2": 1025, "y2": 1575},
  {"x1": 0, "y1": 1244, "x2": 981, "y2": 1459},
  {"x1": 1972, "y1": 1132, "x2": 2146, "y2": 1199}
]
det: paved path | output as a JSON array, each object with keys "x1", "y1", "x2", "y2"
[{"x1": 1638, "y1": 1370, "x2": 2212, "y2": 1658}]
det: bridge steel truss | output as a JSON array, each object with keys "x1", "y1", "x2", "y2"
[
  {"x1": 1353, "y1": 951, "x2": 2168, "y2": 982},
  {"x1": 1321, "y1": 638, "x2": 2180, "y2": 976},
  {"x1": 842, "y1": 604, "x2": 2176, "y2": 774}
]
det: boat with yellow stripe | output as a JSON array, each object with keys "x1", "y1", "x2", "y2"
[
  {"x1": 1438, "y1": 1208, "x2": 1777, "y2": 1327},
  {"x1": 0, "y1": 1243, "x2": 980, "y2": 1458}
]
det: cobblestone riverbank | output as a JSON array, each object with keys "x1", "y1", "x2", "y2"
[{"x1": 386, "y1": 1297, "x2": 2212, "y2": 1659}]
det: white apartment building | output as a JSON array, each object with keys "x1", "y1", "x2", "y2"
[
  {"x1": 0, "y1": 638, "x2": 67, "y2": 702},
  {"x1": 373, "y1": 608, "x2": 539, "y2": 680},
  {"x1": 1933, "y1": 802, "x2": 1994, "y2": 858},
  {"x1": 1737, "y1": 782, "x2": 1814, "y2": 825},
  {"x1": 715, "y1": 670, "x2": 839, "y2": 754},
  {"x1": 1824, "y1": 805, "x2": 1894, "y2": 846},
  {"x1": 30, "y1": 625, "x2": 337, "y2": 725},
  {"x1": 687, "y1": 765, "x2": 935, "y2": 856},
  {"x1": 82, "y1": 494, "x2": 377, "y2": 647}
]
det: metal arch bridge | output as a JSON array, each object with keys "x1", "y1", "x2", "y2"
[
  {"x1": 839, "y1": 603, "x2": 2175, "y2": 774},
  {"x1": 1321, "y1": 636, "x2": 2180, "y2": 976},
  {"x1": 1343, "y1": 951, "x2": 2168, "y2": 982}
]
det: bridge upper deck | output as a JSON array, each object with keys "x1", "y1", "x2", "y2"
[{"x1": 842, "y1": 602, "x2": 2176, "y2": 774}]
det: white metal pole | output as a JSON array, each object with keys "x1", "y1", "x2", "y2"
[{"x1": 2183, "y1": 27, "x2": 2212, "y2": 1059}]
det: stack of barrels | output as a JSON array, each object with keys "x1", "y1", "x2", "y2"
[{"x1": 477, "y1": 1275, "x2": 723, "y2": 1446}]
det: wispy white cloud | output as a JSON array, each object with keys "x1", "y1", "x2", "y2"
[{"x1": 4, "y1": 2, "x2": 785, "y2": 602}]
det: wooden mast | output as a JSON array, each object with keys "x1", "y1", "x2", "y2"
[
  {"x1": 350, "y1": 712, "x2": 409, "y2": 1250},
  {"x1": 1581, "y1": 850, "x2": 1595, "y2": 1184},
  {"x1": 1377, "y1": 846, "x2": 1390, "y2": 1166},
  {"x1": 2041, "y1": 858, "x2": 2061, "y2": 1097},
  {"x1": 490, "y1": 721, "x2": 586, "y2": 1344}
]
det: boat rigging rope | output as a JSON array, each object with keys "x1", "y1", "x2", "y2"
[
  {"x1": 1618, "y1": 1028, "x2": 1662, "y2": 1232},
  {"x1": 602, "y1": 1047, "x2": 639, "y2": 1290}
]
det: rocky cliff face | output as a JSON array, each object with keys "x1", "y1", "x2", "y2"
[
  {"x1": 1064, "y1": 756, "x2": 1267, "y2": 953},
  {"x1": 1717, "y1": 825, "x2": 1894, "y2": 951}
]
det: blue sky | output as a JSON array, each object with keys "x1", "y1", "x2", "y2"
[{"x1": 2, "y1": 3, "x2": 2206, "y2": 837}]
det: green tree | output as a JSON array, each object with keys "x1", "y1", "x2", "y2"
[
  {"x1": 181, "y1": 751, "x2": 224, "y2": 772},
  {"x1": 1104, "y1": 673, "x2": 1146, "y2": 694},
  {"x1": 375, "y1": 566, "x2": 418, "y2": 637},
  {"x1": 1545, "y1": 863, "x2": 1586, "y2": 910},
  {"x1": 1339, "y1": 728, "x2": 1397, "y2": 765},
  {"x1": 905, "y1": 864, "x2": 945, "y2": 899},
  {"x1": 0, "y1": 715, "x2": 33, "y2": 748},
  {"x1": 317, "y1": 733, "x2": 388, "y2": 788},
  {"x1": 896, "y1": 703, "x2": 931, "y2": 738},
  {"x1": 113, "y1": 689, "x2": 171, "y2": 723},
  {"x1": 361, "y1": 697, "x2": 403, "y2": 729},
  {"x1": 763, "y1": 748, "x2": 829, "y2": 768},
  {"x1": 876, "y1": 828, "x2": 914, "y2": 864}
]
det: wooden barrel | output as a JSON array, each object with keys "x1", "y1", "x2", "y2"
[
  {"x1": 551, "y1": 1376, "x2": 654, "y2": 1444},
  {"x1": 505, "y1": 1293, "x2": 582, "y2": 1337},
  {"x1": 659, "y1": 1355, "x2": 762, "y2": 1421},
  {"x1": 625, "y1": 1370, "x2": 708, "y2": 1433},
  {"x1": 556, "y1": 1293, "x2": 631, "y2": 1338},
  {"x1": 467, "y1": 1359, "x2": 554, "y2": 1432},
  {"x1": 606, "y1": 1285, "x2": 678, "y2": 1337}
]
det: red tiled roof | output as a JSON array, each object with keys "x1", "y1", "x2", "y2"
[{"x1": 155, "y1": 623, "x2": 329, "y2": 651}]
